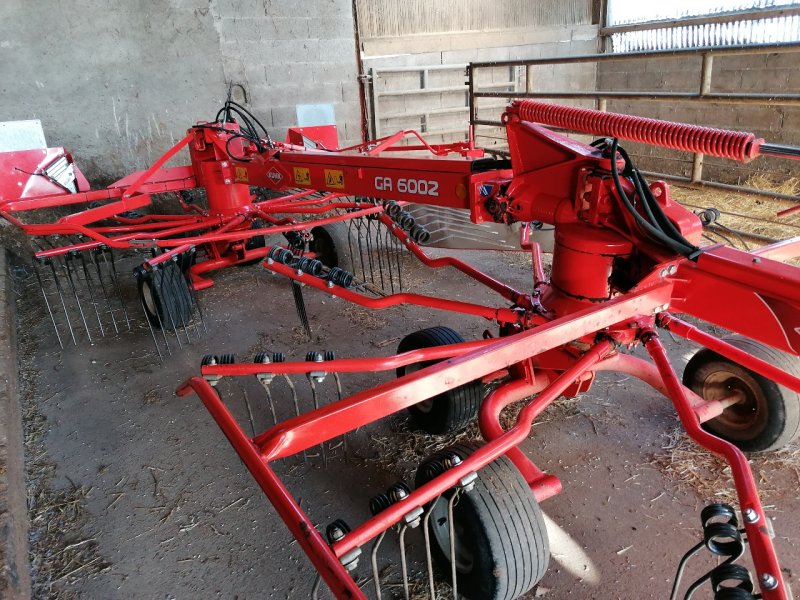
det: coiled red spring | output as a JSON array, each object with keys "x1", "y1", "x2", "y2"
[{"x1": 511, "y1": 100, "x2": 763, "y2": 163}]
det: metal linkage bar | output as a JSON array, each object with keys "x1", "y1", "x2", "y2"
[
  {"x1": 658, "y1": 313, "x2": 800, "y2": 394},
  {"x1": 469, "y1": 42, "x2": 800, "y2": 70},
  {"x1": 265, "y1": 259, "x2": 521, "y2": 325},
  {"x1": 642, "y1": 330, "x2": 787, "y2": 600}
]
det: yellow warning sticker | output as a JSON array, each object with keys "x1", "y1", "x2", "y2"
[
  {"x1": 293, "y1": 167, "x2": 311, "y2": 186},
  {"x1": 234, "y1": 166, "x2": 249, "y2": 183},
  {"x1": 324, "y1": 169, "x2": 345, "y2": 189}
]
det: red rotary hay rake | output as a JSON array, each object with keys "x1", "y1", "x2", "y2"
[
  {"x1": 4, "y1": 98, "x2": 800, "y2": 599},
  {"x1": 173, "y1": 103, "x2": 800, "y2": 599}
]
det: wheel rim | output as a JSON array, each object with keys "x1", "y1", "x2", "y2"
[
  {"x1": 402, "y1": 362, "x2": 434, "y2": 413},
  {"x1": 142, "y1": 279, "x2": 158, "y2": 317},
  {"x1": 429, "y1": 495, "x2": 474, "y2": 573},
  {"x1": 697, "y1": 365, "x2": 768, "y2": 441}
]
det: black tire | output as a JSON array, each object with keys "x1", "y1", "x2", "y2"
[
  {"x1": 238, "y1": 220, "x2": 267, "y2": 266},
  {"x1": 683, "y1": 336, "x2": 800, "y2": 452},
  {"x1": 415, "y1": 442, "x2": 550, "y2": 600},
  {"x1": 396, "y1": 327, "x2": 484, "y2": 434},
  {"x1": 310, "y1": 222, "x2": 354, "y2": 273},
  {"x1": 138, "y1": 262, "x2": 194, "y2": 331}
]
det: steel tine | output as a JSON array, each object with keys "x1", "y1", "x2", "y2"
[
  {"x1": 237, "y1": 380, "x2": 256, "y2": 437},
  {"x1": 282, "y1": 374, "x2": 306, "y2": 462},
  {"x1": 186, "y1": 270, "x2": 207, "y2": 334},
  {"x1": 389, "y1": 226, "x2": 403, "y2": 292},
  {"x1": 184, "y1": 272, "x2": 203, "y2": 337},
  {"x1": 161, "y1": 264, "x2": 187, "y2": 347},
  {"x1": 291, "y1": 280, "x2": 312, "y2": 338},
  {"x1": 307, "y1": 378, "x2": 327, "y2": 467},
  {"x1": 398, "y1": 524, "x2": 411, "y2": 600},
  {"x1": 176, "y1": 265, "x2": 196, "y2": 342},
  {"x1": 355, "y1": 219, "x2": 368, "y2": 282},
  {"x1": 364, "y1": 219, "x2": 378, "y2": 287},
  {"x1": 392, "y1": 231, "x2": 404, "y2": 292},
  {"x1": 169, "y1": 264, "x2": 192, "y2": 345},
  {"x1": 378, "y1": 224, "x2": 393, "y2": 294},
  {"x1": 374, "y1": 223, "x2": 387, "y2": 292},
  {"x1": 385, "y1": 226, "x2": 396, "y2": 293},
  {"x1": 264, "y1": 385, "x2": 277, "y2": 426},
  {"x1": 77, "y1": 251, "x2": 105, "y2": 337},
  {"x1": 359, "y1": 218, "x2": 370, "y2": 283},
  {"x1": 103, "y1": 248, "x2": 131, "y2": 331},
  {"x1": 369, "y1": 219, "x2": 387, "y2": 290},
  {"x1": 349, "y1": 218, "x2": 366, "y2": 282},
  {"x1": 370, "y1": 530, "x2": 387, "y2": 600},
  {"x1": 381, "y1": 223, "x2": 393, "y2": 293},
  {"x1": 159, "y1": 267, "x2": 183, "y2": 350},
  {"x1": 332, "y1": 371, "x2": 347, "y2": 460},
  {"x1": 148, "y1": 271, "x2": 172, "y2": 357},
  {"x1": 311, "y1": 574, "x2": 322, "y2": 600},
  {"x1": 447, "y1": 491, "x2": 461, "y2": 600},
  {"x1": 34, "y1": 261, "x2": 64, "y2": 349},
  {"x1": 90, "y1": 249, "x2": 119, "y2": 334},
  {"x1": 423, "y1": 503, "x2": 437, "y2": 599},
  {"x1": 63, "y1": 254, "x2": 92, "y2": 342},
  {"x1": 48, "y1": 258, "x2": 77, "y2": 345},
  {"x1": 381, "y1": 225, "x2": 396, "y2": 294},
  {"x1": 139, "y1": 288, "x2": 163, "y2": 362},
  {"x1": 369, "y1": 220, "x2": 385, "y2": 289}
]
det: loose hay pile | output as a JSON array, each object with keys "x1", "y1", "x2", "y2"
[
  {"x1": 651, "y1": 427, "x2": 800, "y2": 506},
  {"x1": 359, "y1": 394, "x2": 582, "y2": 482},
  {"x1": 344, "y1": 305, "x2": 388, "y2": 330},
  {"x1": 671, "y1": 176, "x2": 800, "y2": 248}
]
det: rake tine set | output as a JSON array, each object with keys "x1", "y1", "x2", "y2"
[
  {"x1": 134, "y1": 251, "x2": 204, "y2": 360},
  {"x1": 345, "y1": 210, "x2": 405, "y2": 297},
  {"x1": 205, "y1": 350, "x2": 351, "y2": 465},
  {"x1": 32, "y1": 246, "x2": 132, "y2": 348},
  {"x1": 320, "y1": 461, "x2": 476, "y2": 600}
]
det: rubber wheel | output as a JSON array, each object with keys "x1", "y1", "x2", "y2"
[
  {"x1": 310, "y1": 222, "x2": 354, "y2": 272},
  {"x1": 238, "y1": 220, "x2": 267, "y2": 266},
  {"x1": 683, "y1": 336, "x2": 800, "y2": 452},
  {"x1": 396, "y1": 327, "x2": 484, "y2": 434},
  {"x1": 138, "y1": 262, "x2": 194, "y2": 331},
  {"x1": 415, "y1": 442, "x2": 550, "y2": 600}
]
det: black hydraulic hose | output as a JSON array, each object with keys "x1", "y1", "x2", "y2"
[
  {"x1": 615, "y1": 144, "x2": 697, "y2": 250},
  {"x1": 610, "y1": 139, "x2": 697, "y2": 257},
  {"x1": 633, "y1": 165, "x2": 698, "y2": 252}
]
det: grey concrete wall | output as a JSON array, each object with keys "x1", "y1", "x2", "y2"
[
  {"x1": 597, "y1": 52, "x2": 800, "y2": 184},
  {"x1": 0, "y1": 0, "x2": 361, "y2": 184},
  {"x1": 212, "y1": 0, "x2": 362, "y2": 147}
]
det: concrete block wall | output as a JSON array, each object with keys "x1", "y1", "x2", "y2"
[
  {"x1": 0, "y1": 0, "x2": 361, "y2": 183},
  {"x1": 597, "y1": 53, "x2": 800, "y2": 184},
  {"x1": 213, "y1": 0, "x2": 362, "y2": 146}
]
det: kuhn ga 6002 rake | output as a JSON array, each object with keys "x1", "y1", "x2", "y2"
[
  {"x1": 0, "y1": 99, "x2": 444, "y2": 355},
  {"x1": 171, "y1": 101, "x2": 800, "y2": 599}
]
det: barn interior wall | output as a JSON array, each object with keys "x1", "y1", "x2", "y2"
[
  {"x1": 1, "y1": 1, "x2": 794, "y2": 186},
  {"x1": 0, "y1": 0, "x2": 362, "y2": 183},
  {"x1": 357, "y1": 0, "x2": 600, "y2": 142}
]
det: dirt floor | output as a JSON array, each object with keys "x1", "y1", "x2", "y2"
[{"x1": 12, "y1": 242, "x2": 800, "y2": 600}]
